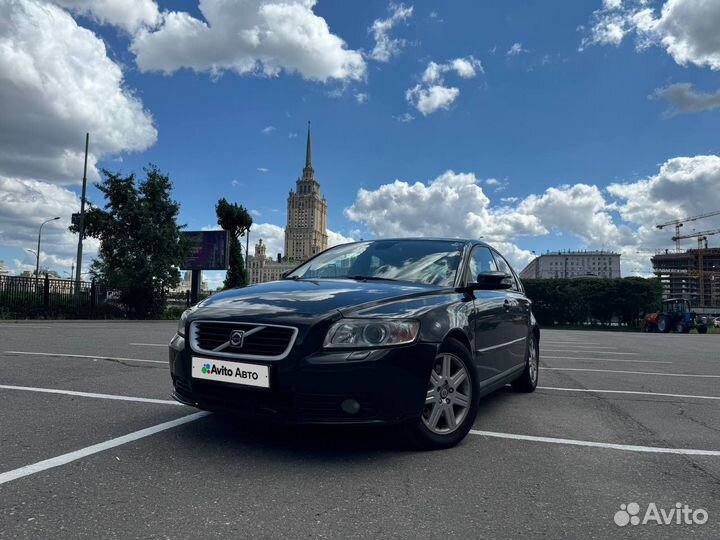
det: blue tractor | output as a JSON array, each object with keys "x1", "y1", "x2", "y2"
[{"x1": 644, "y1": 298, "x2": 708, "y2": 334}]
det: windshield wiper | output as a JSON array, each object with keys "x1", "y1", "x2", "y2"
[{"x1": 344, "y1": 275, "x2": 400, "y2": 282}]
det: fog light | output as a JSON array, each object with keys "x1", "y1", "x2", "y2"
[{"x1": 341, "y1": 399, "x2": 361, "y2": 415}]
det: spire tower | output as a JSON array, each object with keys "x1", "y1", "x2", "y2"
[
  {"x1": 305, "y1": 121, "x2": 312, "y2": 169},
  {"x1": 285, "y1": 121, "x2": 328, "y2": 261}
]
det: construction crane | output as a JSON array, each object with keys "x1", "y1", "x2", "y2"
[
  {"x1": 671, "y1": 228, "x2": 720, "y2": 249},
  {"x1": 656, "y1": 210, "x2": 720, "y2": 250}
]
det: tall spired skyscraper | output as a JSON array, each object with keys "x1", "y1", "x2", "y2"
[{"x1": 284, "y1": 122, "x2": 328, "y2": 261}]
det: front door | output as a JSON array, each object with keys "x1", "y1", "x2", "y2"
[
  {"x1": 491, "y1": 250, "x2": 530, "y2": 371},
  {"x1": 466, "y1": 245, "x2": 508, "y2": 378}
]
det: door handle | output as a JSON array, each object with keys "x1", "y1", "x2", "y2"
[{"x1": 504, "y1": 299, "x2": 511, "y2": 312}]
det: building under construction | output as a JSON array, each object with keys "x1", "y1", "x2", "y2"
[{"x1": 651, "y1": 248, "x2": 720, "y2": 314}]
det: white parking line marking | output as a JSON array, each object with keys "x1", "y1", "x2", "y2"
[
  {"x1": 0, "y1": 325, "x2": 53, "y2": 329},
  {"x1": 543, "y1": 356, "x2": 670, "y2": 364},
  {"x1": 0, "y1": 384, "x2": 182, "y2": 406},
  {"x1": 542, "y1": 345, "x2": 614, "y2": 349},
  {"x1": 0, "y1": 412, "x2": 209, "y2": 486},
  {"x1": 542, "y1": 341, "x2": 601, "y2": 346},
  {"x1": 4, "y1": 351, "x2": 166, "y2": 365},
  {"x1": 129, "y1": 343, "x2": 167, "y2": 347},
  {"x1": 544, "y1": 367, "x2": 720, "y2": 378},
  {"x1": 542, "y1": 349, "x2": 638, "y2": 355},
  {"x1": 469, "y1": 430, "x2": 720, "y2": 456},
  {"x1": 538, "y1": 386, "x2": 720, "y2": 401}
]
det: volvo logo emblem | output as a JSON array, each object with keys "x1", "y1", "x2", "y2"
[{"x1": 230, "y1": 330, "x2": 246, "y2": 348}]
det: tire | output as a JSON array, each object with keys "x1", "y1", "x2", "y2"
[
  {"x1": 698, "y1": 325, "x2": 708, "y2": 335},
  {"x1": 405, "y1": 338, "x2": 480, "y2": 450},
  {"x1": 512, "y1": 333, "x2": 539, "y2": 393},
  {"x1": 657, "y1": 315, "x2": 670, "y2": 333},
  {"x1": 676, "y1": 321, "x2": 689, "y2": 334}
]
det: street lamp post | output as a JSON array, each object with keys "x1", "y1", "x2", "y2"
[{"x1": 36, "y1": 217, "x2": 60, "y2": 287}]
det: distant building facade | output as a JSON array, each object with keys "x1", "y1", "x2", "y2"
[
  {"x1": 520, "y1": 250, "x2": 621, "y2": 280},
  {"x1": 284, "y1": 122, "x2": 328, "y2": 262},
  {"x1": 246, "y1": 122, "x2": 329, "y2": 286},
  {"x1": 651, "y1": 248, "x2": 720, "y2": 313},
  {"x1": 247, "y1": 239, "x2": 296, "y2": 285},
  {"x1": 0, "y1": 261, "x2": 9, "y2": 276}
]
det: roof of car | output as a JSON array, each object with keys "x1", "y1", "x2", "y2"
[{"x1": 345, "y1": 237, "x2": 488, "y2": 247}]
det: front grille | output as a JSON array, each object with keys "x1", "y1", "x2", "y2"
[
  {"x1": 190, "y1": 321, "x2": 298, "y2": 360},
  {"x1": 192, "y1": 381, "x2": 288, "y2": 416}
]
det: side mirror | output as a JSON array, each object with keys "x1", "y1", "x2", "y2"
[{"x1": 468, "y1": 271, "x2": 512, "y2": 291}]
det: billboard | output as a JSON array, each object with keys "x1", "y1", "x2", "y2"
[{"x1": 182, "y1": 230, "x2": 229, "y2": 270}]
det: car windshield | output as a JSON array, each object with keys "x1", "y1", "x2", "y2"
[{"x1": 287, "y1": 240, "x2": 465, "y2": 286}]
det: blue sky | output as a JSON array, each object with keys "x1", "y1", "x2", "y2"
[{"x1": 2, "y1": 0, "x2": 720, "y2": 281}]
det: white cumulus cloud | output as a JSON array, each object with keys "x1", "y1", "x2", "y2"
[
  {"x1": 0, "y1": 176, "x2": 99, "y2": 274},
  {"x1": 421, "y1": 56, "x2": 483, "y2": 84},
  {"x1": 131, "y1": 0, "x2": 366, "y2": 82},
  {"x1": 343, "y1": 170, "x2": 542, "y2": 268},
  {"x1": 327, "y1": 229, "x2": 355, "y2": 247},
  {"x1": 369, "y1": 3, "x2": 413, "y2": 62},
  {"x1": 408, "y1": 56, "x2": 482, "y2": 115},
  {"x1": 344, "y1": 157, "x2": 720, "y2": 275},
  {"x1": 47, "y1": 0, "x2": 160, "y2": 33},
  {"x1": 608, "y1": 155, "x2": 720, "y2": 228},
  {"x1": 0, "y1": 0, "x2": 156, "y2": 276},
  {"x1": 0, "y1": 0, "x2": 158, "y2": 185},
  {"x1": 406, "y1": 85, "x2": 459, "y2": 115},
  {"x1": 582, "y1": 0, "x2": 720, "y2": 70}
]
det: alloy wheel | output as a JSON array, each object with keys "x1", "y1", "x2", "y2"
[
  {"x1": 422, "y1": 353, "x2": 472, "y2": 435},
  {"x1": 528, "y1": 338, "x2": 538, "y2": 385}
]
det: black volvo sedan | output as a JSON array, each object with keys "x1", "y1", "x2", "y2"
[{"x1": 170, "y1": 238, "x2": 539, "y2": 449}]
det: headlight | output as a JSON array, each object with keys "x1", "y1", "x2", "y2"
[{"x1": 323, "y1": 319, "x2": 420, "y2": 348}]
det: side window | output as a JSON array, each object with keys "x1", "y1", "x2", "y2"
[
  {"x1": 491, "y1": 250, "x2": 520, "y2": 291},
  {"x1": 466, "y1": 246, "x2": 498, "y2": 282}
]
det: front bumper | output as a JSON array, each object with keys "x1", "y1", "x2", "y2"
[{"x1": 169, "y1": 333, "x2": 439, "y2": 425}]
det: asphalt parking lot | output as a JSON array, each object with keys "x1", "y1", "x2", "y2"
[{"x1": 0, "y1": 322, "x2": 719, "y2": 539}]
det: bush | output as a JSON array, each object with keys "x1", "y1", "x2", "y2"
[
  {"x1": 162, "y1": 306, "x2": 186, "y2": 320},
  {"x1": 522, "y1": 277, "x2": 662, "y2": 328}
]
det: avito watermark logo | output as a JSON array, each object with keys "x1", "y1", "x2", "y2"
[{"x1": 614, "y1": 502, "x2": 709, "y2": 527}]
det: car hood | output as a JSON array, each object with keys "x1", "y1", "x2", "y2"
[{"x1": 189, "y1": 278, "x2": 442, "y2": 324}]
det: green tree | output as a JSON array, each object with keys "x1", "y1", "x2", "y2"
[
  {"x1": 523, "y1": 276, "x2": 663, "y2": 328},
  {"x1": 72, "y1": 166, "x2": 189, "y2": 319},
  {"x1": 216, "y1": 198, "x2": 253, "y2": 289}
]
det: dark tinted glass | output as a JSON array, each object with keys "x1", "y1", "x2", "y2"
[
  {"x1": 466, "y1": 245, "x2": 498, "y2": 282},
  {"x1": 491, "y1": 250, "x2": 519, "y2": 291},
  {"x1": 288, "y1": 240, "x2": 465, "y2": 286}
]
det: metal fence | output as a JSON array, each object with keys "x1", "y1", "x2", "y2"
[
  {"x1": 0, "y1": 274, "x2": 123, "y2": 319},
  {"x1": 0, "y1": 275, "x2": 221, "y2": 319}
]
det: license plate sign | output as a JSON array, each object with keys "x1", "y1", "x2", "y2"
[{"x1": 191, "y1": 357, "x2": 270, "y2": 389}]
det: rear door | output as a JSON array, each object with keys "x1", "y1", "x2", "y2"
[
  {"x1": 466, "y1": 245, "x2": 507, "y2": 379},
  {"x1": 491, "y1": 249, "x2": 531, "y2": 370}
]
